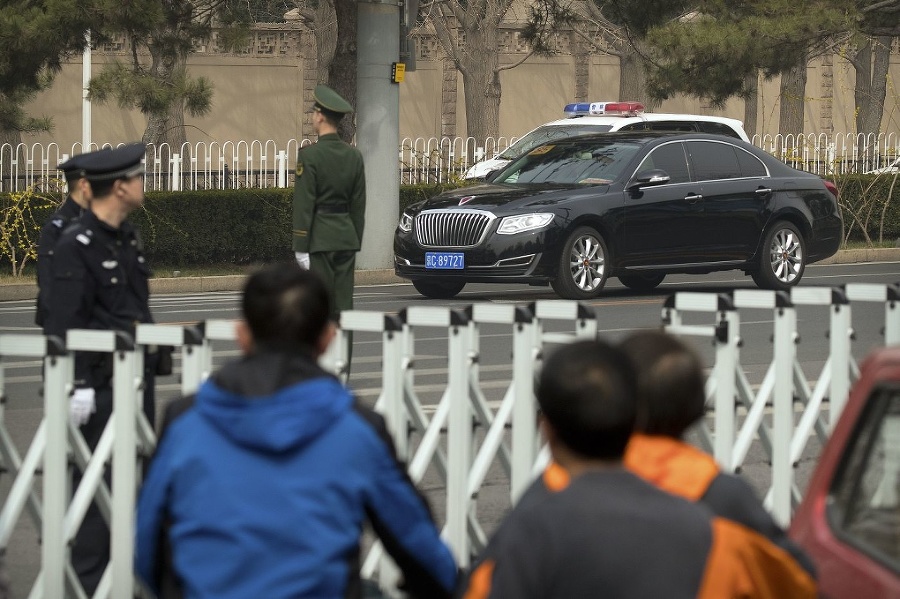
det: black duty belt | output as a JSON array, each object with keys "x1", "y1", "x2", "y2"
[{"x1": 317, "y1": 203, "x2": 350, "y2": 214}]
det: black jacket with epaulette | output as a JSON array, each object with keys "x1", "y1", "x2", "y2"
[
  {"x1": 45, "y1": 210, "x2": 153, "y2": 388},
  {"x1": 35, "y1": 196, "x2": 86, "y2": 329}
]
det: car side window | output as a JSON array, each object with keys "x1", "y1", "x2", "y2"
[
  {"x1": 698, "y1": 121, "x2": 742, "y2": 139},
  {"x1": 735, "y1": 148, "x2": 768, "y2": 177},
  {"x1": 830, "y1": 386, "x2": 900, "y2": 569},
  {"x1": 618, "y1": 123, "x2": 649, "y2": 132},
  {"x1": 647, "y1": 121, "x2": 697, "y2": 133},
  {"x1": 635, "y1": 142, "x2": 690, "y2": 184},
  {"x1": 686, "y1": 141, "x2": 742, "y2": 181}
]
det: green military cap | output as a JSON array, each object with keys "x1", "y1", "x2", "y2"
[{"x1": 313, "y1": 84, "x2": 353, "y2": 115}]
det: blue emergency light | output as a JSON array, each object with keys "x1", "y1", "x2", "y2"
[{"x1": 564, "y1": 101, "x2": 645, "y2": 117}]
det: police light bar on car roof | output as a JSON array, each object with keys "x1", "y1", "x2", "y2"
[{"x1": 563, "y1": 101, "x2": 645, "y2": 117}]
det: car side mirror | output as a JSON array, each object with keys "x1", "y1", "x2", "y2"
[{"x1": 628, "y1": 169, "x2": 671, "y2": 190}]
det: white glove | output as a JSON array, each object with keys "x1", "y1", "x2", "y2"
[
  {"x1": 70, "y1": 388, "x2": 96, "y2": 427},
  {"x1": 295, "y1": 252, "x2": 310, "y2": 269}
]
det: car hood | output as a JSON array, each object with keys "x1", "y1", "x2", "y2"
[
  {"x1": 464, "y1": 157, "x2": 511, "y2": 179},
  {"x1": 419, "y1": 182, "x2": 609, "y2": 212}
]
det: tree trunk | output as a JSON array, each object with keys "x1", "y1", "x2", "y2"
[
  {"x1": 143, "y1": 46, "x2": 188, "y2": 150},
  {"x1": 460, "y1": 26, "x2": 502, "y2": 143},
  {"x1": 329, "y1": 0, "x2": 357, "y2": 142},
  {"x1": 300, "y1": 1, "x2": 338, "y2": 140},
  {"x1": 778, "y1": 55, "x2": 808, "y2": 137},
  {"x1": 438, "y1": 15, "x2": 458, "y2": 139},
  {"x1": 573, "y1": 32, "x2": 589, "y2": 102},
  {"x1": 618, "y1": 42, "x2": 658, "y2": 110},
  {"x1": 855, "y1": 36, "x2": 891, "y2": 138},
  {"x1": 743, "y1": 73, "x2": 759, "y2": 139},
  {"x1": 0, "y1": 129, "x2": 21, "y2": 151}
]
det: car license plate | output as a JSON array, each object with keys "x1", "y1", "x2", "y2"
[{"x1": 425, "y1": 252, "x2": 465, "y2": 269}]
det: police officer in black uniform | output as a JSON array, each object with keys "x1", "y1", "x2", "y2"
[
  {"x1": 35, "y1": 148, "x2": 110, "y2": 331},
  {"x1": 45, "y1": 142, "x2": 159, "y2": 596}
]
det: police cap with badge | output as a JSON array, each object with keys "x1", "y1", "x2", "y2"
[
  {"x1": 80, "y1": 142, "x2": 147, "y2": 184},
  {"x1": 313, "y1": 84, "x2": 354, "y2": 121}
]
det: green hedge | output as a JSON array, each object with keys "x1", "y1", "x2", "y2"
[
  {"x1": 1, "y1": 177, "x2": 897, "y2": 272},
  {"x1": 0, "y1": 184, "x2": 460, "y2": 271},
  {"x1": 833, "y1": 174, "x2": 900, "y2": 244}
]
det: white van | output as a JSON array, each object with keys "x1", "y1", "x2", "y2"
[{"x1": 465, "y1": 101, "x2": 750, "y2": 179}]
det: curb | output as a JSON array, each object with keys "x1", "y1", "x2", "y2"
[
  {"x1": 2, "y1": 251, "x2": 898, "y2": 302},
  {"x1": 0, "y1": 269, "x2": 407, "y2": 302}
]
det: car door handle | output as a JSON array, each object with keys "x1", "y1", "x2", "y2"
[
  {"x1": 684, "y1": 193, "x2": 703, "y2": 203},
  {"x1": 755, "y1": 187, "x2": 773, "y2": 197}
]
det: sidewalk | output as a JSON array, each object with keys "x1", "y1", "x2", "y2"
[{"x1": 1, "y1": 248, "x2": 898, "y2": 302}]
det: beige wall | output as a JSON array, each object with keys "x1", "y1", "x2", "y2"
[{"x1": 21, "y1": 44, "x2": 900, "y2": 151}]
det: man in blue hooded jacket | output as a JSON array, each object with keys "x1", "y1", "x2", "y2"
[{"x1": 135, "y1": 263, "x2": 458, "y2": 598}]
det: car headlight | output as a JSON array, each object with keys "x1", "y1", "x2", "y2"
[
  {"x1": 398, "y1": 211, "x2": 414, "y2": 232},
  {"x1": 497, "y1": 213, "x2": 554, "y2": 235}
]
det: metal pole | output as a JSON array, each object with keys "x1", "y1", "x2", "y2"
[
  {"x1": 771, "y1": 294, "x2": 797, "y2": 526},
  {"x1": 445, "y1": 309, "x2": 471, "y2": 566},
  {"x1": 83, "y1": 31, "x2": 92, "y2": 152},
  {"x1": 42, "y1": 337, "x2": 71, "y2": 599},
  {"x1": 111, "y1": 335, "x2": 141, "y2": 598},
  {"x1": 357, "y1": 0, "x2": 401, "y2": 269}
]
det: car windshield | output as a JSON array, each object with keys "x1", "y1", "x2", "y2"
[
  {"x1": 493, "y1": 139, "x2": 641, "y2": 185},
  {"x1": 498, "y1": 124, "x2": 614, "y2": 159}
]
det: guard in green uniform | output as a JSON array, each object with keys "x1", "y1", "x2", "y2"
[{"x1": 293, "y1": 84, "x2": 367, "y2": 321}]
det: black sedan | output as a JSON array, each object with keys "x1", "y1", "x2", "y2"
[{"x1": 394, "y1": 132, "x2": 843, "y2": 300}]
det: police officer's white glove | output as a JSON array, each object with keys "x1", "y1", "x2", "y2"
[
  {"x1": 70, "y1": 388, "x2": 96, "y2": 427},
  {"x1": 295, "y1": 252, "x2": 310, "y2": 270}
]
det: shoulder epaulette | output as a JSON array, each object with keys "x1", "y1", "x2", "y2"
[{"x1": 75, "y1": 229, "x2": 93, "y2": 246}]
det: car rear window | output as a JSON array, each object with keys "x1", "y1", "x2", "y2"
[
  {"x1": 829, "y1": 385, "x2": 900, "y2": 570},
  {"x1": 698, "y1": 121, "x2": 743, "y2": 139},
  {"x1": 735, "y1": 148, "x2": 768, "y2": 177}
]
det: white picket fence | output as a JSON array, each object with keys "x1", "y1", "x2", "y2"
[{"x1": 1, "y1": 132, "x2": 898, "y2": 193}]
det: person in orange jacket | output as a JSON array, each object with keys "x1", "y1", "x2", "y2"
[
  {"x1": 619, "y1": 329, "x2": 817, "y2": 578},
  {"x1": 460, "y1": 339, "x2": 816, "y2": 599}
]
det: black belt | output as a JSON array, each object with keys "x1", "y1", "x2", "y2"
[{"x1": 317, "y1": 204, "x2": 349, "y2": 214}]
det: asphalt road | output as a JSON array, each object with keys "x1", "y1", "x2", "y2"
[{"x1": 3, "y1": 261, "x2": 900, "y2": 595}]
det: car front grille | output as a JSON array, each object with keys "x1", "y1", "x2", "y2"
[{"x1": 415, "y1": 209, "x2": 495, "y2": 248}]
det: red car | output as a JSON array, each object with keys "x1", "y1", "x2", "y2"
[{"x1": 790, "y1": 347, "x2": 900, "y2": 598}]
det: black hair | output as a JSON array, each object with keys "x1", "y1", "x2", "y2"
[
  {"x1": 314, "y1": 105, "x2": 344, "y2": 127},
  {"x1": 619, "y1": 330, "x2": 706, "y2": 438},
  {"x1": 536, "y1": 339, "x2": 637, "y2": 460},
  {"x1": 89, "y1": 178, "x2": 115, "y2": 198},
  {"x1": 241, "y1": 262, "x2": 332, "y2": 353}
]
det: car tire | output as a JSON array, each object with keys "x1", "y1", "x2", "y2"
[
  {"x1": 618, "y1": 272, "x2": 666, "y2": 292},
  {"x1": 751, "y1": 221, "x2": 806, "y2": 290},
  {"x1": 550, "y1": 226, "x2": 609, "y2": 300},
  {"x1": 412, "y1": 279, "x2": 466, "y2": 299}
]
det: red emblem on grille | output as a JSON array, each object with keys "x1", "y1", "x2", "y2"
[{"x1": 459, "y1": 195, "x2": 475, "y2": 205}]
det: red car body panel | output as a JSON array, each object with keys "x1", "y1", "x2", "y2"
[{"x1": 790, "y1": 348, "x2": 900, "y2": 598}]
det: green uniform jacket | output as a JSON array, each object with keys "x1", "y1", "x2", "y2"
[{"x1": 292, "y1": 133, "x2": 366, "y2": 253}]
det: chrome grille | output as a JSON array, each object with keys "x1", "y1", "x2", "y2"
[{"x1": 415, "y1": 209, "x2": 495, "y2": 248}]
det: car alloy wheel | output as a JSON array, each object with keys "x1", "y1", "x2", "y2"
[
  {"x1": 751, "y1": 220, "x2": 806, "y2": 290},
  {"x1": 551, "y1": 226, "x2": 609, "y2": 299}
]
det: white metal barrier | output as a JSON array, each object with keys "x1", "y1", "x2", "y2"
[
  {"x1": 2, "y1": 132, "x2": 896, "y2": 192},
  {"x1": 4, "y1": 288, "x2": 900, "y2": 594},
  {"x1": 663, "y1": 285, "x2": 900, "y2": 526}
]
